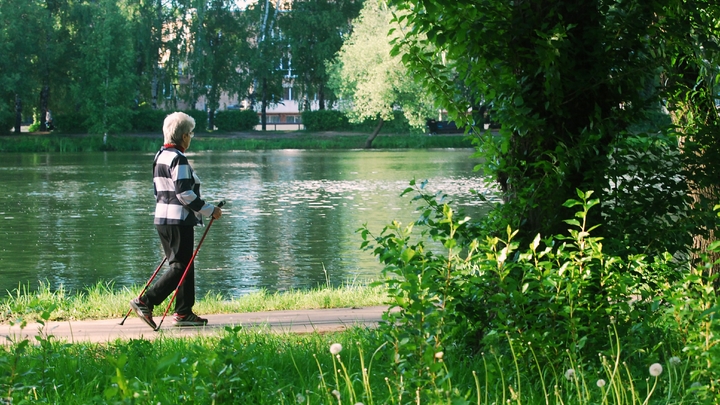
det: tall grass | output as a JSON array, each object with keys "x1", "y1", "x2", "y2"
[
  {"x1": 0, "y1": 321, "x2": 707, "y2": 404},
  {"x1": 0, "y1": 280, "x2": 388, "y2": 324},
  {"x1": 0, "y1": 133, "x2": 474, "y2": 153}
]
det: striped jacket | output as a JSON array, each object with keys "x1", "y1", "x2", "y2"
[{"x1": 153, "y1": 146, "x2": 214, "y2": 226}]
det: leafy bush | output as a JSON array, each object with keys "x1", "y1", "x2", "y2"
[
  {"x1": 349, "y1": 110, "x2": 417, "y2": 134},
  {"x1": 53, "y1": 112, "x2": 90, "y2": 134},
  {"x1": 602, "y1": 133, "x2": 695, "y2": 258},
  {"x1": 0, "y1": 105, "x2": 14, "y2": 135},
  {"x1": 130, "y1": 109, "x2": 167, "y2": 132},
  {"x1": 361, "y1": 186, "x2": 679, "y2": 391},
  {"x1": 301, "y1": 110, "x2": 349, "y2": 131},
  {"x1": 184, "y1": 110, "x2": 208, "y2": 133},
  {"x1": 214, "y1": 110, "x2": 259, "y2": 131}
]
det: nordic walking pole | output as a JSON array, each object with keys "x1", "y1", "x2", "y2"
[
  {"x1": 119, "y1": 256, "x2": 167, "y2": 325},
  {"x1": 154, "y1": 201, "x2": 224, "y2": 331}
]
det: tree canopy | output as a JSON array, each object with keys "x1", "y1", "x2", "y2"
[
  {"x1": 328, "y1": 0, "x2": 435, "y2": 146},
  {"x1": 388, "y1": 0, "x2": 720, "y2": 259}
]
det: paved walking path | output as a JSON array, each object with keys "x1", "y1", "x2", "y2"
[{"x1": 1, "y1": 306, "x2": 389, "y2": 345}]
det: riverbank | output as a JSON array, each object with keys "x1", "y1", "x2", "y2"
[{"x1": 0, "y1": 129, "x2": 478, "y2": 153}]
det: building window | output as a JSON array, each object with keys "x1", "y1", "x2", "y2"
[
  {"x1": 266, "y1": 115, "x2": 280, "y2": 123},
  {"x1": 283, "y1": 86, "x2": 293, "y2": 101},
  {"x1": 286, "y1": 115, "x2": 301, "y2": 124}
]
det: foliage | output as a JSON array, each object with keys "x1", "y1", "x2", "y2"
[
  {"x1": 187, "y1": 0, "x2": 251, "y2": 129},
  {"x1": 0, "y1": 106, "x2": 12, "y2": 135},
  {"x1": 349, "y1": 110, "x2": 420, "y2": 134},
  {"x1": 327, "y1": 0, "x2": 436, "y2": 131},
  {"x1": 601, "y1": 133, "x2": 695, "y2": 257},
  {"x1": 387, "y1": 0, "x2": 674, "y2": 247},
  {"x1": 361, "y1": 186, "x2": 692, "y2": 395},
  {"x1": 277, "y1": 0, "x2": 363, "y2": 110},
  {"x1": 70, "y1": 0, "x2": 137, "y2": 135},
  {"x1": 130, "y1": 108, "x2": 168, "y2": 133},
  {"x1": 214, "y1": 110, "x2": 259, "y2": 131},
  {"x1": 240, "y1": 0, "x2": 288, "y2": 128},
  {"x1": 301, "y1": 110, "x2": 350, "y2": 131},
  {"x1": 183, "y1": 110, "x2": 208, "y2": 133},
  {"x1": 53, "y1": 111, "x2": 90, "y2": 134}
]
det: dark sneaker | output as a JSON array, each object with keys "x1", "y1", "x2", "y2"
[
  {"x1": 172, "y1": 312, "x2": 208, "y2": 327},
  {"x1": 130, "y1": 298, "x2": 156, "y2": 329}
]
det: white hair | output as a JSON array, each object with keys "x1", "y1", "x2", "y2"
[{"x1": 162, "y1": 112, "x2": 195, "y2": 145}]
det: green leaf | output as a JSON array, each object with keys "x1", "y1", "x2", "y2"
[
  {"x1": 563, "y1": 219, "x2": 581, "y2": 227},
  {"x1": 401, "y1": 248, "x2": 416, "y2": 263}
]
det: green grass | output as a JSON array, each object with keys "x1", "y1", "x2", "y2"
[
  {"x1": 0, "y1": 132, "x2": 475, "y2": 153},
  {"x1": 0, "y1": 280, "x2": 388, "y2": 324},
  {"x1": 0, "y1": 322, "x2": 706, "y2": 404},
  {"x1": 0, "y1": 281, "x2": 712, "y2": 404}
]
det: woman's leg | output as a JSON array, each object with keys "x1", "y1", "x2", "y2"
[{"x1": 142, "y1": 225, "x2": 195, "y2": 314}]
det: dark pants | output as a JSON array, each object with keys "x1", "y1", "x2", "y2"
[{"x1": 141, "y1": 225, "x2": 195, "y2": 315}]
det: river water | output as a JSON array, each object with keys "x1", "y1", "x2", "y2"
[{"x1": 0, "y1": 149, "x2": 496, "y2": 298}]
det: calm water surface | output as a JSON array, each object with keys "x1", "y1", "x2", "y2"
[{"x1": 0, "y1": 149, "x2": 496, "y2": 298}]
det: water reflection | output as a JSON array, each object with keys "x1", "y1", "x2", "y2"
[{"x1": 0, "y1": 149, "x2": 496, "y2": 298}]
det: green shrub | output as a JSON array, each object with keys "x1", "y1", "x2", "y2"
[
  {"x1": 130, "y1": 109, "x2": 167, "y2": 132},
  {"x1": 362, "y1": 186, "x2": 678, "y2": 391},
  {"x1": 27, "y1": 122, "x2": 41, "y2": 132},
  {"x1": 349, "y1": 111, "x2": 416, "y2": 134},
  {"x1": 53, "y1": 112, "x2": 90, "y2": 134},
  {"x1": 0, "y1": 106, "x2": 14, "y2": 135},
  {"x1": 214, "y1": 110, "x2": 259, "y2": 131},
  {"x1": 301, "y1": 110, "x2": 349, "y2": 131},
  {"x1": 184, "y1": 110, "x2": 208, "y2": 132}
]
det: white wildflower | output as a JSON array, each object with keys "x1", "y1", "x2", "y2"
[
  {"x1": 434, "y1": 351, "x2": 444, "y2": 360},
  {"x1": 649, "y1": 363, "x2": 663, "y2": 377},
  {"x1": 331, "y1": 389, "x2": 341, "y2": 400},
  {"x1": 596, "y1": 379, "x2": 606, "y2": 388},
  {"x1": 330, "y1": 343, "x2": 343, "y2": 355},
  {"x1": 564, "y1": 369, "x2": 576, "y2": 380}
]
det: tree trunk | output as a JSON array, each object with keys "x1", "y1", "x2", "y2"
[
  {"x1": 208, "y1": 109, "x2": 215, "y2": 131},
  {"x1": 318, "y1": 84, "x2": 325, "y2": 110},
  {"x1": 14, "y1": 95, "x2": 22, "y2": 133},
  {"x1": 364, "y1": 117, "x2": 384, "y2": 149},
  {"x1": 261, "y1": 78, "x2": 267, "y2": 131},
  {"x1": 40, "y1": 85, "x2": 50, "y2": 132}
]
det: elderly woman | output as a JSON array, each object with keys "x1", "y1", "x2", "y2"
[{"x1": 131, "y1": 112, "x2": 222, "y2": 328}]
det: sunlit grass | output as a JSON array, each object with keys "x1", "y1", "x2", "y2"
[
  {"x1": 0, "y1": 324, "x2": 708, "y2": 404},
  {"x1": 0, "y1": 280, "x2": 388, "y2": 324},
  {"x1": 0, "y1": 133, "x2": 474, "y2": 153}
]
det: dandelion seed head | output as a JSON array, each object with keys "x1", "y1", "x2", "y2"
[
  {"x1": 669, "y1": 356, "x2": 681, "y2": 366},
  {"x1": 330, "y1": 343, "x2": 343, "y2": 355},
  {"x1": 296, "y1": 393, "x2": 305, "y2": 403},
  {"x1": 596, "y1": 379, "x2": 606, "y2": 388},
  {"x1": 564, "y1": 369, "x2": 576, "y2": 380},
  {"x1": 649, "y1": 363, "x2": 663, "y2": 377}
]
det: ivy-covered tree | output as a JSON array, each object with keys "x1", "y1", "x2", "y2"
[
  {"x1": 389, "y1": 0, "x2": 670, "y2": 245},
  {"x1": 660, "y1": 2, "x2": 720, "y2": 286},
  {"x1": 278, "y1": 0, "x2": 362, "y2": 111},
  {"x1": 328, "y1": 0, "x2": 435, "y2": 148}
]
